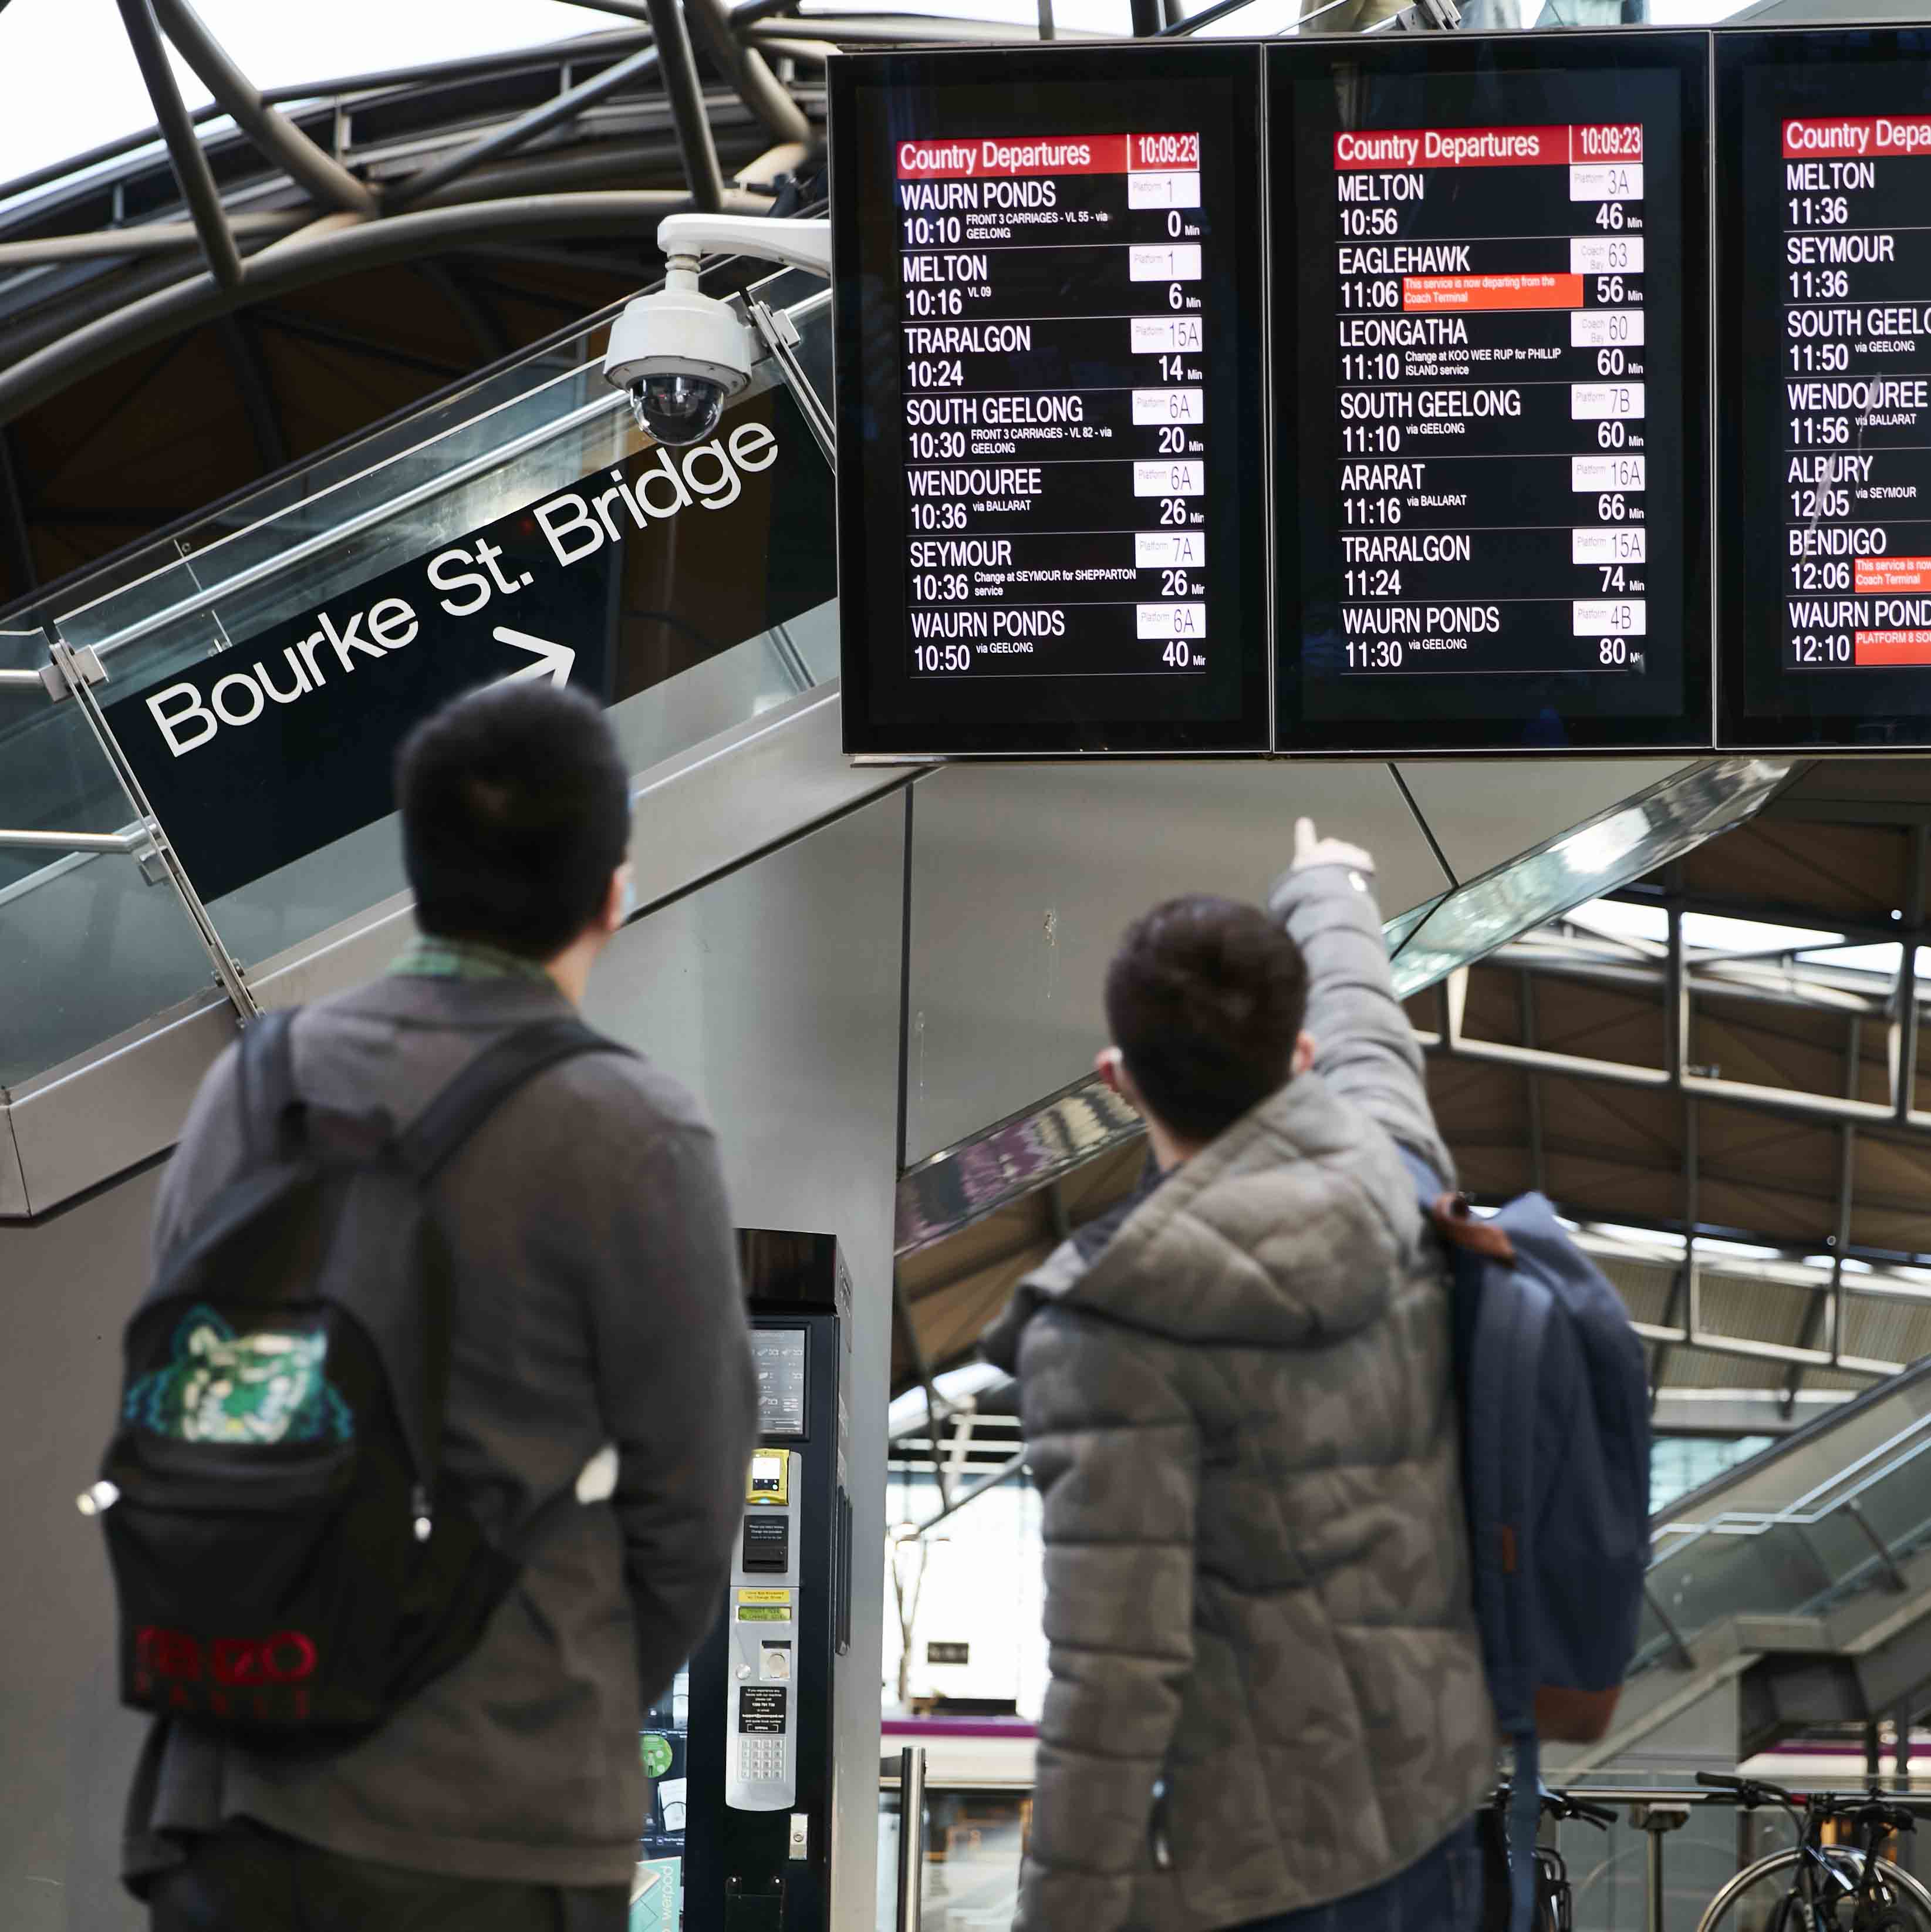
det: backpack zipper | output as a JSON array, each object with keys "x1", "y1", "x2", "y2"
[{"x1": 1149, "y1": 1776, "x2": 1175, "y2": 1871}]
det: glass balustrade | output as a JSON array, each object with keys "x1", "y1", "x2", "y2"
[
  {"x1": 0, "y1": 632, "x2": 228, "y2": 1084},
  {"x1": 879, "y1": 1778, "x2": 1031, "y2": 1932},
  {"x1": 1390, "y1": 758, "x2": 1795, "y2": 1002}
]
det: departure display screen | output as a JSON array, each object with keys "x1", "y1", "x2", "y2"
[
  {"x1": 1273, "y1": 36, "x2": 1711, "y2": 753},
  {"x1": 1717, "y1": 29, "x2": 1931, "y2": 748},
  {"x1": 829, "y1": 45, "x2": 1268, "y2": 756}
]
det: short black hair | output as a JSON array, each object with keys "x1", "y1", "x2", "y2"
[
  {"x1": 395, "y1": 681, "x2": 630, "y2": 960},
  {"x1": 1104, "y1": 895, "x2": 1310, "y2": 1147}
]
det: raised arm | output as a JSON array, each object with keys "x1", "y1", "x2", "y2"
[{"x1": 1266, "y1": 818, "x2": 1453, "y2": 1183}]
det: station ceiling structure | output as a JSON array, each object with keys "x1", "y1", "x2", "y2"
[
  {"x1": 8, "y1": 0, "x2": 1928, "y2": 1456},
  {"x1": 0, "y1": 0, "x2": 1112, "y2": 611},
  {"x1": 890, "y1": 761, "x2": 1931, "y2": 1460}
]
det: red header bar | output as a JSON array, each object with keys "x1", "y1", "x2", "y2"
[
  {"x1": 1333, "y1": 124, "x2": 1642, "y2": 169},
  {"x1": 895, "y1": 134, "x2": 1199, "y2": 179},
  {"x1": 1785, "y1": 116, "x2": 1931, "y2": 159}
]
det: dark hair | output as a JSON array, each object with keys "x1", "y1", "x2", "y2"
[
  {"x1": 1104, "y1": 895, "x2": 1309, "y2": 1147},
  {"x1": 395, "y1": 681, "x2": 630, "y2": 960}
]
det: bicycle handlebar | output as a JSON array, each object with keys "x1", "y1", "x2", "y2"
[
  {"x1": 1696, "y1": 1771, "x2": 1797, "y2": 1808},
  {"x1": 1846, "y1": 1800, "x2": 1921, "y2": 1833},
  {"x1": 1563, "y1": 1798, "x2": 1618, "y2": 1830},
  {"x1": 1694, "y1": 1772, "x2": 1930, "y2": 1827},
  {"x1": 1497, "y1": 1785, "x2": 1617, "y2": 1830}
]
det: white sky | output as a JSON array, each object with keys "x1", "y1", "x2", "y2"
[
  {"x1": 0, "y1": 0, "x2": 1141, "y2": 195},
  {"x1": 0, "y1": 0, "x2": 1752, "y2": 197},
  {"x1": 0, "y1": 1, "x2": 650, "y2": 191}
]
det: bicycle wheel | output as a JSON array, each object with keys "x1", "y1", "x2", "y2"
[{"x1": 1697, "y1": 1847, "x2": 1931, "y2": 1932}]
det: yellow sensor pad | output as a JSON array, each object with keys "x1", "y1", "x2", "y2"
[{"x1": 747, "y1": 1449, "x2": 790, "y2": 1507}]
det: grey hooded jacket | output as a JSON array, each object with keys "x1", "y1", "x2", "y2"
[{"x1": 982, "y1": 861, "x2": 1495, "y2": 1932}]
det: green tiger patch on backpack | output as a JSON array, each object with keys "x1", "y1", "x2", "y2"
[{"x1": 123, "y1": 1304, "x2": 353, "y2": 1447}]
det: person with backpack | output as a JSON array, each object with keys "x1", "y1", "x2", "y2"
[
  {"x1": 107, "y1": 682, "x2": 758, "y2": 1931},
  {"x1": 981, "y1": 819, "x2": 1499, "y2": 1932}
]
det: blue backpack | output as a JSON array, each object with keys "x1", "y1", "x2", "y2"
[{"x1": 1399, "y1": 1149, "x2": 1651, "y2": 1932}]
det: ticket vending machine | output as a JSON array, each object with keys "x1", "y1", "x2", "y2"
[{"x1": 634, "y1": 1231, "x2": 852, "y2": 1932}]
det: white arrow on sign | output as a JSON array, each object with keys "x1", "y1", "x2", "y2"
[{"x1": 493, "y1": 625, "x2": 576, "y2": 687}]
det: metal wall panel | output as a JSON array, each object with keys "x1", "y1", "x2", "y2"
[
  {"x1": 0, "y1": 1105, "x2": 26, "y2": 1217},
  {"x1": 584, "y1": 791, "x2": 906, "y2": 1932},
  {"x1": 8, "y1": 993, "x2": 234, "y2": 1216},
  {"x1": 901, "y1": 760, "x2": 1449, "y2": 1169},
  {"x1": 0, "y1": 1166, "x2": 158, "y2": 1932},
  {"x1": 1394, "y1": 757, "x2": 1701, "y2": 887},
  {"x1": 626, "y1": 685, "x2": 912, "y2": 920}
]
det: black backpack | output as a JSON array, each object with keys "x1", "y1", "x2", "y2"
[{"x1": 85, "y1": 1007, "x2": 626, "y2": 1741}]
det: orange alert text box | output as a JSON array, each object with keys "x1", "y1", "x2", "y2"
[
  {"x1": 1403, "y1": 273, "x2": 1585, "y2": 312},
  {"x1": 1855, "y1": 558, "x2": 1931, "y2": 594},
  {"x1": 1855, "y1": 631, "x2": 1931, "y2": 666}
]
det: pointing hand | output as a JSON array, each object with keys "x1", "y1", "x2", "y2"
[{"x1": 1292, "y1": 817, "x2": 1375, "y2": 875}]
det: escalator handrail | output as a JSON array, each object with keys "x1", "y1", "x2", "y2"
[
  {"x1": 1650, "y1": 1351, "x2": 1931, "y2": 1533},
  {"x1": 1656, "y1": 1411, "x2": 1931, "y2": 1545}
]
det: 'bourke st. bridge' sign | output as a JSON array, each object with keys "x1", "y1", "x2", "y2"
[{"x1": 103, "y1": 385, "x2": 832, "y2": 903}]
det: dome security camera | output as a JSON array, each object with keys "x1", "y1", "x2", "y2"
[
  {"x1": 603, "y1": 259, "x2": 757, "y2": 449},
  {"x1": 601, "y1": 215, "x2": 832, "y2": 447}
]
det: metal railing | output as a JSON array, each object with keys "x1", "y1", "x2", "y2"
[{"x1": 877, "y1": 1769, "x2": 1931, "y2": 1932}]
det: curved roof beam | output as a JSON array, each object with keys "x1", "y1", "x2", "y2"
[
  {"x1": 0, "y1": 188, "x2": 769, "y2": 427},
  {"x1": 386, "y1": 42, "x2": 664, "y2": 213},
  {"x1": 150, "y1": 0, "x2": 380, "y2": 217},
  {"x1": 0, "y1": 213, "x2": 304, "y2": 267}
]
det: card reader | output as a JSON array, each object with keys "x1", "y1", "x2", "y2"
[{"x1": 725, "y1": 1448, "x2": 801, "y2": 1812}]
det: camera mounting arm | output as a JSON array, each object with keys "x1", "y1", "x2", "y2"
[{"x1": 655, "y1": 213, "x2": 832, "y2": 279}]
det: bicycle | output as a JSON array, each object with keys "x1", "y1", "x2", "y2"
[
  {"x1": 1693, "y1": 1771, "x2": 1931, "y2": 1932},
  {"x1": 1486, "y1": 1783, "x2": 1617, "y2": 1932}
]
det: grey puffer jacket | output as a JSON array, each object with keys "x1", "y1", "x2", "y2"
[{"x1": 982, "y1": 862, "x2": 1495, "y2": 1932}]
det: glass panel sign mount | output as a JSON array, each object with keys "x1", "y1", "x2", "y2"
[{"x1": 831, "y1": 45, "x2": 1270, "y2": 757}]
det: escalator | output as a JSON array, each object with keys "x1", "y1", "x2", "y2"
[{"x1": 1552, "y1": 1355, "x2": 1931, "y2": 1773}]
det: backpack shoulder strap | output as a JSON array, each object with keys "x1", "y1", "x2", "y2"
[
  {"x1": 396, "y1": 1018, "x2": 632, "y2": 1184},
  {"x1": 1395, "y1": 1141, "x2": 1443, "y2": 1212},
  {"x1": 238, "y1": 1007, "x2": 302, "y2": 1160},
  {"x1": 1395, "y1": 1141, "x2": 1517, "y2": 1263}
]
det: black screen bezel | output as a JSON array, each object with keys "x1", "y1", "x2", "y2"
[
  {"x1": 829, "y1": 43, "x2": 1271, "y2": 758},
  {"x1": 1270, "y1": 30, "x2": 1714, "y2": 757},
  {"x1": 1715, "y1": 26, "x2": 1931, "y2": 752}
]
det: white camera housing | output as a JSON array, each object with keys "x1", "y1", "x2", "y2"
[
  {"x1": 603, "y1": 269, "x2": 756, "y2": 407},
  {"x1": 600, "y1": 215, "x2": 832, "y2": 447},
  {"x1": 603, "y1": 266, "x2": 756, "y2": 447}
]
